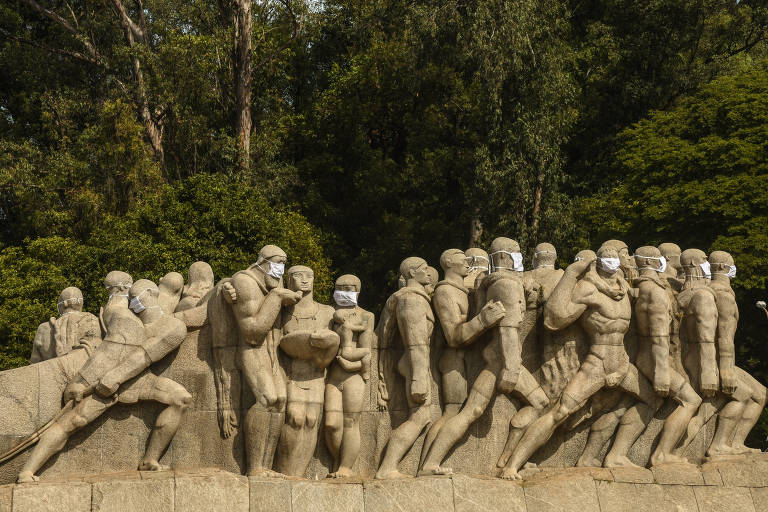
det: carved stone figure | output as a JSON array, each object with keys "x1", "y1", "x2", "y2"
[
  {"x1": 158, "y1": 272, "x2": 184, "y2": 314},
  {"x1": 176, "y1": 261, "x2": 215, "y2": 312},
  {"x1": 420, "y1": 249, "x2": 505, "y2": 469},
  {"x1": 603, "y1": 239, "x2": 638, "y2": 285},
  {"x1": 422, "y1": 238, "x2": 549, "y2": 477},
  {"x1": 376, "y1": 257, "x2": 435, "y2": 479},
  {"x1": 658, "y1": 242, "x2": 684, "y2": 284},
  {"x1": 276, "y1": 265, "x2": 340, "y2": 477},
  {"x1": 208, "y1": 245, "x2": 301, "y2": 476},
  {"x1": 17, "y1": 277, "x2": 191, "y2": 482},
  {"x1": 500, "y1": 245, "x2": 664, "y2": 479},
  {"x1": 31, "y1": 287, "x2": 101, "y2": 363},
  {"x1": 324, "y1": 274, "x2": 374, "y2": 478},
  {"x1": 425, "y1": 266, "x2": 439, "y2": 296},
  {"x1": 464, "y1": 247, "x2": 490, "y2": 291}
]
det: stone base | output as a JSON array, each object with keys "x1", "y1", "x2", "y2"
[{"x1": 4, "y1": 454, "x2": 768, "y2": 512}]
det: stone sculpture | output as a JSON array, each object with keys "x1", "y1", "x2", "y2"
[
  {"x1": 208, "y1": 245, "x2": 301, "y2": 476},
  {"x1": 31, "y1": 287, "x2": 101, "y2": 363},
  {"x1": 177, "y1": 261, "x2": 215, "y2": 312},
  {"x1": 158, "y1": 272, "x2": 184, "y2": 314},
  {"x1": 17, "y1": 275, "x2": 191, "y2": 482},
  {"x1": 376, "y1": 257, "x2": 435, "y2": 479},
  {"x1": 422, "y1": 238, "x2": 549, "y2": 477},
  {"x1": 276, "y1": 265, "x2": 340, "y2": 477},
  {"x1": 324, "y1": 274, "x2": 374, "y2": 477}
]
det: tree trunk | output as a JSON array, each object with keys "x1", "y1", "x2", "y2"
[
  {"x1": 468, "y1": 210, "x2": 483, "y2": 249},
  {"x1": 233, "y1": 0, "x2": 252, "y2": 173}
]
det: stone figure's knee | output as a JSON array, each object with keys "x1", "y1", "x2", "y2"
[
  {"x1": 306, "y1": 408, "x2": 320, "y2": 428},
  {"x1": 287, "y1": 403, "x2": 305, "y2": 428},
  {"x1": 174, "y1": 389, "x2": 193, "y2": 409},
  {"x1": 70, "y1": 412, "x2": 89, "y2": 430},
  {"x1": 343, "y1": 414, "x2": 359, "y2": 428},
  {"x1": 274, "y1": 394, "x2": 287, "y2": 412},
  {"x1": 325, "y1": 413, "x2": 342, "y2": 432},
  {"x1": 554, "y1": 397, "x2": 576, "y2": 422},
  {"x1": 528, "y1": 388, "x2": 549, "y2": 409}
]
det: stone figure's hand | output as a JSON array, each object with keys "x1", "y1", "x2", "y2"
[
  {"x1": 377, "y1": 379, "x2": 389, "y2": 411},
  {"x1": 566, "y1": 256, "x2": 595, "y2": 277},
  {"x1": 63, "y1": 381, "x2": 87, "y2": 403},
  {"x1": 310, "y1": 329, "x2": 339, "y2": 348},
  {"x1": 654, "y1": 376, "x2": 670, "y2": 397},
  {"x1": 720, "y1": 368, "x2": 737, "y2": 396},
  {"x1": 217, "y1": 408, "x2": 239, "y2": 439},
  {"x1": 95, "y1": 374, "x2": 120, "y2": 398},
  {"x1": 480, "y1": 300, "x2": 506, "y2": 327},
  {"x1": 222, "y1": 282, "x2": 236, "y2": 304},
  {"x1": 274, "y1": 288, "x2": 302, "y2": 306}
]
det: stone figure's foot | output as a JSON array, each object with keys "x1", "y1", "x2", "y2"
[
  {"x1": 732, "y1": 444, "x2": 761, "y2": 455},
  {"x1": 650, "y1": 452, "x2": 691, "y2": 467},
  {"x1": 603, "y1": 455, "x2": 640, "y2": 469},
  {"x1": 375, "y1": 469, "x2": 411, "y2": 480},
  {"x1": 706, "y1": 445, "x2": 737, "y2": 458},
  {"x1": 499, "y1": 467, "x2": 522, "y2": 480},
  {"x1": 139, "y1": 460, "x2": 171, "y2": 472},
  {"x1": 247, "y1": 468, "x2": 285, "y2": 478},
  {"x1": 17, "y1": 471, "x2": 38, "y2": 483},
  {"x1": 417, "y1": 465, "x2": 453, "y2": 477},
  {"x1": 576, "y1": 455, "x2": 602, "y2": 468},
  {"x1": 328, "y1": 467, "x2": 356, "y2": 479}
]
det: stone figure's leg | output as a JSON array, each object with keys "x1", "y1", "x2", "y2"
[
  {"x1": 18, "y1": 395, "x2": 113, "y2": 482},
  {"x1": 673, "y1": 396, "x2": 723, "y2": 455},
  {"x1": 277, "y1": 395, "x2": 309, "y2": 477},
  {"x1": 707, "y1": 381, "x2": 752, "y2": 458},
  {"x1": 419, "y1": 368, "x2": 496, "y2": 476},
  {"x1": 577, "y1": 391, "x2": 633, "y2": 467},
  {"x1": 335, "y1": 373, "x2": 365, "y2": 477},
  {"x1": 650, "y1": 372, "x2": 701, "y2": 466},
  {"x1": 501, "y1": 360, "x2": 605, "y2": 480},
  {"x1": 497, "y1": 368, "x2": 549, "y2": 468},
  {"x1": 376, "y1": 403, "x2": 433, "y2": 479},
  {"x1": 420, "y1": 353, "x2": 467, "y2": 468},
  {"x1": 605, "y1": 364, "x2": 661, "y2": 468},
  {"x1": 136, "y1": 375, "x2": 193, "y2": 470},
  {"x1": 324, "y1": 380, "x2": 344, "y2": 474},
  {"x1": 730, "y1": 368, "x2": 766, "y2": 454},
  {"x1": 497, "y1": 326, "x2": 522, "y2": 394}
]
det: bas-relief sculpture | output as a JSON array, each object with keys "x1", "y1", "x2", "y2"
[{"x1": 0, "y1": 238, "x2": 766, "y2": 490}]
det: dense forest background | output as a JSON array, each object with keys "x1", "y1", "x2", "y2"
[{"x1": 2, "y1": 0, "x2": 768, "y2": 441}]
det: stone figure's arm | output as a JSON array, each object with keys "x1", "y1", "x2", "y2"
[
  {"x1": 646, "y1": 286, "x2": 672, "y2": 395},
  {"x1": 336, "y1": 356, "x2": 363, "y2": 372},
  {"x1": 689, "y1": 290, "x2": 719, "y2": 397},
  {"x1": 434, "y1": 290, "x2": 502, "y2": 348},
  {"x1": 174, "y1": 301, "x2": 209, "y2": 329},
  {"x1": 543, "y1": 269, "x2": 590, "y2": 331},
  {"x1": 229, "y1": 274, "x2": 283, "y2": 346},
  {"x1": 715, "y1": 294, "x2": 738, "y2": 395},
  {"x1": 396, "y1": 295, "x2": 431, "y2": 403},
  {"x1": 30, "y1": 323, "x2": 48, "y2": 363}
]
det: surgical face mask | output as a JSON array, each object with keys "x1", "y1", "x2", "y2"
[
  {"x1": 699, "y1": 261, "x2": 711, "y2": 279},
  {"x1": 598, "y1": 257, "x2": 621, "y2": 274},
  {"x1": 129, "y1": 289, "x2": 150, "y2": 314},
  {"x1": 334, "y1": 290, "x2": 359, "y2": 307},
  {"x1": 490, "y1": 251, "x2": 524, "y2": 272},
  {"x1": 267, "y1": 261, "x2": 285, "y2": 279},
  {"x1": 727, "y1": 265, "x2": 737, "y2": 278}
]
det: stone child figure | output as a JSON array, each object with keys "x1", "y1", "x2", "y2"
[
  {"x1": 500, "y1": 245, "x2": 663, "y2": 479},
  {"x1": 420, "y1": 249, "x2": 506, "y2": 468},
  {"x1": 17, "y1": 277, "x2": 191, "y2": 482},
  {"x1": 421, "y1": 238, "x2": 549, "y2": 477},
  {"x1": 31, "y1": 287, "x2": 101, "y2": 363},
  {"x1": 277, "y1": 265, "x2": 340, "y2": 477},
  {"x1": 209, "y1": 245, "x2": 302, "y2": 476},
  {"x1": 324, "y1": 274, "x2": 374, "y2": 478},
  {"x1": 376, "y1": 257, "x2": 435, "y2": 479}
]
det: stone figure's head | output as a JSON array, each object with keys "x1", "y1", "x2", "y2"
[
  {"x1": 680, "y1": 248, "x2": 709, "y2": 280},
  {"x1": 397, "y1": 275, "x2": 407, "y2": 289},
  {"x1": 57, "y1": 287, "x2": 84, "y2": 315},
  {"x1": 426, "y1": 266, "x2": 439, "y2": 296},
  {"x1": 595, "y1": 244, "x2": 621, "y2": 277},
  {"x1": 709, "y1": 250, "x2": 735, "y2": 279},
  {"x1": 533, "y1": 243, "x2": 557, "y2": 269},
  {"x1": 440, "y1": 249, "x2": 469, "y2": 278},
  {"x1": 285, "y1": 265, "x2": 314, "y2": 295},
  {"x1": 104, "y1": 271, "x2": 133, "y2": 301},
  {"x1": 464, "y1": 247, "x2": 490, "y2": 289},
  {"x1": 634, "y1": 246, "x2": 665, "y2": 273},
  {"x1": 255, "y1": 244, "x2": 287, "y2": 290},
  {"x1": 399, "y1": 257, "x2": 430, "y2": 287},
  {"x1": 602, "y1": 239, "x2": 633, "y2": 268},
  {"x1": 183, "y1": 261, "x2": 214, "y2": 299},
  {"x1": 334, "y1": 274, "x2": 360, "y2": 307},
  {"x1": 159, "y1": 272, "x2": 184, "y2": 297},
  {"x1": 489, "y1": 237, "x2": 523, "y2": 273},
  {"x1": 129, "y1": 279, "x2": 160, "y2": 314},
  {"x1": 574, "y1": 249, "x2": 597, "y2": 262},
  {"x1": 658, "y1": 243, "x2": 682, "y2": 273}
]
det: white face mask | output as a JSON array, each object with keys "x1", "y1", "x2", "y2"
[
  {"x1": 491, "y1": 251, "x2": 524, "y2": 272},
  {"x1": 598, "y1": 257, "x2": 621, "y2": 273},
  {"x1": 334, "y1": 290, "x2": 359, "y2": 307},
  {"x1": 699, "y1": 261, "x2": 711, "y2": 278},
  {"x1": 129, "y1": 289, "x2": 149, "y2": 314},
  {"x1": 727, "y1": 265, "x2": 737, "y2": 278},
  {"x1": 267, "y1": 261, "x2": 285, "y2": 279}
]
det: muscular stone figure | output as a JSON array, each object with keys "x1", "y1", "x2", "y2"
[
  {"x1": 603, "y1": 239, "x2": 638, "y2": 285},
  {"x1": 324, "y1": 274, "x2": 374, "y2": 478},
  {"x1": 31, "y1": 287, "x2": 101, "y2": 363},
  {"x1": 376, "y1": 257, "x2": 435, "y2": 479},
  {"x1": 705, "y1": 251, "x2": 766, "y2": 458},
  {"x1": 419, "y1": 249, "x2": 505, "y2": 469},
  {"x1": 208, "y1": 245, "x2": 301, "y2": 476},
  {"x1": 659, "y1": 243, "x2": 684, "y2": 286},
  {"x1": 421, "y1": 238, "x2": 549, "y2": 477},
  {"x1": 276, "y1": 265, "x2": 340, "y2": 476},
  {"x1": 499, "y1": 245, "x2": 663, "y2": 480},
  {"x1": 17, "y1": 278, "x2": 191, "y2": 482},
  {"x1": 608, "y1": 246, "x2": 701, "y2": 466}
]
